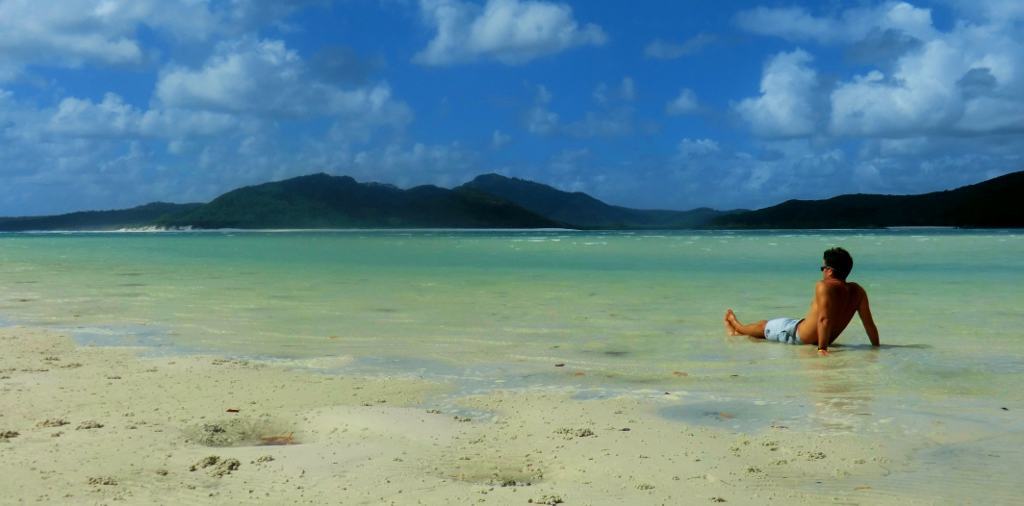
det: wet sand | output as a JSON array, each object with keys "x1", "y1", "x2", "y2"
[{"x1": 2, "y1": 326, "x2": 923, "y2": 504}]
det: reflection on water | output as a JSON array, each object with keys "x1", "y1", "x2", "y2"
[
  {"x1": 800, "y1": 347, "x2": 880, "y2": 428},
  {"x1": 660, "y1": 399, "x2": 810, "y2": 432}
]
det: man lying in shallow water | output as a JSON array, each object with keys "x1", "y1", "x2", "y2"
[{"x1": 724, "y1": 247, "x2": 880, "y2": 355}]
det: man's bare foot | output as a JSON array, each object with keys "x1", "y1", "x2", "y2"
[{"x1": 724, "y1": 309, "x2": 740, "y2": 336}]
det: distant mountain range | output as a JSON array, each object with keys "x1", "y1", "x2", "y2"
[
  {"x1": 0, "y1": 170, "x2": 1021, "y2": 231},
  {"x1": 157, "y1": 173, "x2": 560, "y2": 229},
  {"x1": 710, "y1": 170, "x2": 1024, "y2": 229},
  {"x1": 458, "y1": 174, "x2": 729, "y2": 229}
]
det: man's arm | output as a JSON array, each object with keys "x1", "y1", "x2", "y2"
[
  {"x1": 815, "y1": 282, "x2": 833, "y2": 354},
  {"x1": 858, "y1": 290, "x2": 880, "y2": 347}
]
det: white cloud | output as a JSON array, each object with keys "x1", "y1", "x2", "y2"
[
  {"x1": 535, "y1": 84, "x2": 553, "y2": 104},
  {"x1": 0, "y1": 90, "x2": 239, "y2": 143},
  {"x1": 563, "y1": 109, "x2": 633, "y2": 138},
  {"x1": 525, "y1": 106, "x2": 558, "y2": 134},
  {"x1": 644, "y1": 33, "x2": 717, "y2": 60},
  {"x1": 593, "y1": 76, "x2": 630, "y2": 103},
  {"x1": 524, "y1": 84, "x2": 634, "y2": 138},
  {"x1": 934, "y1": 0, "x2": 1024, "y2": 25},
  {"x1": 620, "y1": 77, "x2": 635, "y2": 101},
  {"x1": 733, "y1": 1, "x2": 1024, "y2": 140},
  {"x1": 666, "y1": 88, "x2": 698, "y2": 115},
  {"x1": 547, "y1": 147, "x2": 590, "y2": 175},
  {"x1": 414, "y1": 0, "x2": 607, "y2": 65},
  {"x1": 491, "y1": 129, "x2": 511, "y2": 148},
  {"x1": 49, "y1": 93, "x2": 145, "y2": 138},
  {"x1": 592, "y1": 77, "x2": 635, "y2": 104},
  {"x1": 347, "y1": 141, "x2": 481, "y2": 189},
  {"x1": 829, "y1": 17, "x2": 1024, "y2": 137},
  {"x1": 526, "y1": 84, "x2": 559, "y2": 134},
  {"x1": 735, "y1": 49, "x2": 821, "y2": 138},
  {"x1": 48, "y1": 94, "x2": 239, "y2": 139},
  {"x1": 677, "y1": 138, "x2": 719, "y2": 158},
  {"x1": 0, "y1": 0, "x2": 338, "y2": 82},
  {"x1": 829, "y1": 40, "x2": 963, "y2": 136},
  {"x1": 156, "y1": 37, "x2": 412, "y2": 131},
  {"x1": 0, "y1": 0, "x2": 224, "y2": 81},
  {"x1": 222, "y1": 0, "x2": 333, "y2": 31},
  {"x1": 735, "y1": 2, "x2": 936, "y2": 45}
]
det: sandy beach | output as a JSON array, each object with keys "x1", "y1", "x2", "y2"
[{"x1": 0, "y1": 325, "x2": 920, "y2": 505}]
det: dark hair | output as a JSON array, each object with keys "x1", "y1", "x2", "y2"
[{"x1": 823, "y1": 247, "x2": 853, "y2": 280}]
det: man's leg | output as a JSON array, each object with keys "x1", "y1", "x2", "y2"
[{"x1": 725, "y1": 309, "x2": 767, "y2": 339}]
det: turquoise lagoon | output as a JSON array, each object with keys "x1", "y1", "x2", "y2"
[{"x1": 1, "y1": 230, "x2": 1022, "y2": 500}]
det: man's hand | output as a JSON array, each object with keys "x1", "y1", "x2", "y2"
[{"x1": 817, "y1": 348, "x2": 829, "y2": 356}]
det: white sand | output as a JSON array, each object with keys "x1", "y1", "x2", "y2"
[{"x1": 1, "y1": 326, "x2": 915, "y2": 505}]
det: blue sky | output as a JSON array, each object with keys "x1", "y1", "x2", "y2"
[{"x1": 1, "y1": 0, "x2": 1022, "y2": 215}]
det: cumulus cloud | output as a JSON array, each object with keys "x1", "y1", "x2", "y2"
[
  {"x1": 0, "y1": 0, "x2": 225, "y2": 80},
  {"x1": 156, "y1": 37, "x2": 412, "y2": 132},
  {"x1": 0, "y1": 0, "x2": 340, "y2": 82},
  {"x1": 735, "y1": 2, "x2": 936, "y2": 45},
  {"x1": 829, "y1": 41, "x2": 963, "y2": 137},
  {"x1": 735, "y1": 49, "x2": 821, "y2": 138},
  {"x1": 666, "y1": 88, "x2": 698, "y2": 115},
  {"x1": 48, "y1": 93, "x2": 241, "y2": 139},
  {"x1": 0, "y1": 86, "x2": 269, "y2": 213},
  {"x1": 830, "y1": 23, "x2": 1024, "y2": 137},
  {"x1": 733, "y1": 1, "x2": 1024, "y2": 140},
  {"x1": 413, "y1": 0, "x2": 607, "y2": 65}
]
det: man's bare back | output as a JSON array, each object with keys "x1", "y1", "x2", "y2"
[
  {"x1": 724, "y1": 247, "x2": 880, "y2": 355},
  {"x1": 795, "y1": 280, "x2": 877, "y2": 348}
]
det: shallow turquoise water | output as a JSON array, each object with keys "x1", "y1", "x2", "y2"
[
  {"x1": 1, "y1": 231, "x2": 1022, "y2": 437},
  {"x1": 3, "y1": 229, "x2": 1023, "y2": 500}
]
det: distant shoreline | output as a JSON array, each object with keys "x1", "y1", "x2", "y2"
[{"x1": 2, "y1": 226, "x2": 1021, "y2": 234}]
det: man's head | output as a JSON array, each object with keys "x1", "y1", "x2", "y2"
[{"x1": 822, "y1": 247, "x2": 853, "y2": 281}]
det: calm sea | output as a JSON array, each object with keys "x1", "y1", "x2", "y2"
[{"x1": 2, "y1": 230, "x2": 1022, "y2": 499}]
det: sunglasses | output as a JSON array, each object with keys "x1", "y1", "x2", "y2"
[{"x1": 820, "y1": 265, "x2": 831, "y2": 272}]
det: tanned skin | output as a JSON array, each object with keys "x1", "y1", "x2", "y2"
[{"x1": 724, "y1": 262, "x2": 880, "y2": 356}]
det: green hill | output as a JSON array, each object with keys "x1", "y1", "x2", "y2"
[
  {"x1": 157, "y1": 173, "x2": 562, "y2": 229},
  {"x1": 0, "y1": 202, "x2": 201, "y2": 231},
  {"x1": 3, "y1": 171, "x2": 1022, "y2": 231},
  {"x1": 708, "y1": 170, "x2": 1024, "y2": 229},
  {"x1": 457, "y1": 173, "x2": 732, "y2": 229}
]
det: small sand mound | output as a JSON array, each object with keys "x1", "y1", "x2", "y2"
[
  {"x1": 87, "y1": 476, "x2": 118, "y2": 486},
  {"x1": 554, "y1": 427, "x2": 595, "y2": 439},
  {"x1": 185, "y1": 416, "x2": 298, "y2": 447},
  {"x1": 530, "y1": 494, "x2": 564, "y2": 505},
  {"x1": 444, "y1": 454, "x2": 543, "y2": 487},
  {"x1": 189, "y1": 455, "x2": 240, "y2": 477}
]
